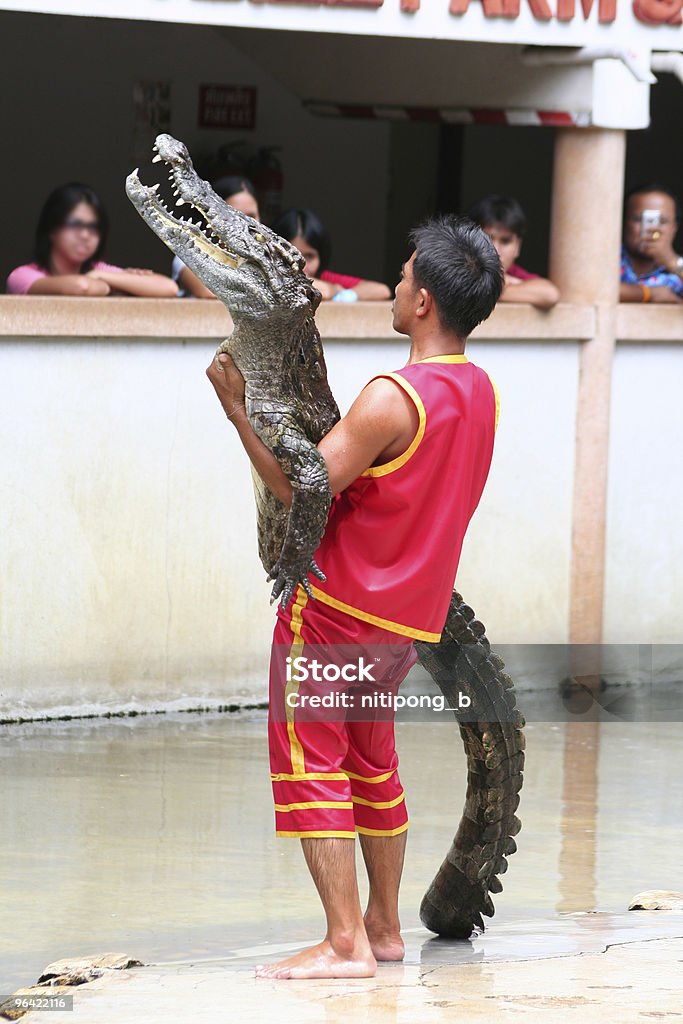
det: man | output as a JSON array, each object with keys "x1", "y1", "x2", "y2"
[
  {"x1": 620, "y1": 184, "x2": 683, "y2": 303},
  {"x1": 467, "y1": 195, "x2": 560, "y2": 310},
  {"x1": 207, "y1": 217, "x2": 503, "y2": 980}
]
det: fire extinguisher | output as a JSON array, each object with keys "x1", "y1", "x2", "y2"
[{"x1": 248, "y1": 147, "x2": 283, "y2": 227}]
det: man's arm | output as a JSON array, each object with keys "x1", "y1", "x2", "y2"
[
  {"x1": 317, "y1": 378, "x2": 418, "y2": 492},
  {"x1": 206, "y1": 355, "x2": 418, "y2": 499},
  {"x1": 619, "y1": 281, "x2": 683, "y2": 303}
]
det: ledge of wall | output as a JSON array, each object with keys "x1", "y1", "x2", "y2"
[
  {"x1": 0, "y1": 296, "x2": 598, "y2": 341},
  {"x1": 616, "y1": 304, "x2": 683, "y2": 342},
  {"x1": 4, "y1": 297, "x2": 677, "y2": 342}
]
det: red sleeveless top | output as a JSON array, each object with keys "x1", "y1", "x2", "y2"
[{"x1": 311, "y1": 355, "x2": 499, "y2": 642}]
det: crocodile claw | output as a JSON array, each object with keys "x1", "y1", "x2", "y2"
[{"x1": 267, "y1": 559, "x2": 327, "y2": 610}]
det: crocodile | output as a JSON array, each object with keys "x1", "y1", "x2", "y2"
[{"x1": 126, "y1": 134, "x2": 525, "y2": 939}]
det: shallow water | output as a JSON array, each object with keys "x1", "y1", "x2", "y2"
[{"x1": 1, "y1": 711, "x2": 682, "y2": 993}]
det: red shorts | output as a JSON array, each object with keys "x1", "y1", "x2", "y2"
[{"x1": 269, "y1": 586, "x2": 417, "y2": 838}]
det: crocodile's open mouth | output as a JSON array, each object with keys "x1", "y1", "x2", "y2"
[{"x1": 128, "y1": 142, "x2": 254, "y2": 269}]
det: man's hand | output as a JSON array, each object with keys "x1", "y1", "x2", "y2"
[
  {"x1": 206, "y1": 353, "x2": 247, "y2": 422},
  {"x1": 639, "y1": 230, "x2": 678, "y2": 272}
]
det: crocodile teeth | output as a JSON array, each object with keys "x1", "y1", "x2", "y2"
[
  {"x1": 150, "y1": 183, "x2": 160, "y2": 192},
  {"x1": 152, "y1": 154, "x2": 162, "y2": 163},
  {"x1": 176, "y1": 198, "x2": 185, "y2": 206}
]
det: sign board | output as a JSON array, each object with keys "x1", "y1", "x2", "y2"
[{"x1": 198, "y1": 84, "x2": 257, "y2": 129}]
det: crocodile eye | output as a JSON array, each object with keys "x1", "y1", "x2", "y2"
[{"x1": 255, "y1": 233, "x2": 265, "y2": 242}]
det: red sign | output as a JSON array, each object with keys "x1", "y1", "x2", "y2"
[{"x1": 198, "y1": 85, "x2": 257, "y2": 129}]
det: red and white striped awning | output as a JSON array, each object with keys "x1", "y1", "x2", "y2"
[{"x1": 304, "y1": 100, "x2": 592, "y2": 126}]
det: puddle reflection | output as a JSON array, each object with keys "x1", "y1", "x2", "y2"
[{"x1": 2, "y1": 712, "x2": 681, "y2": 993}]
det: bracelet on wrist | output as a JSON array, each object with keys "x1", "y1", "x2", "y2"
[{"x1": 640, "y1": 283, "x2": 652, "y2": 303}]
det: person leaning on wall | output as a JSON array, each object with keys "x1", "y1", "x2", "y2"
[
  {"x1": 5, "y1": 183, "x2": 178, "y2": 297},
  {"x1": 466, "y1": 195, "x2": 560, "y2": 311},
  {"x1": 619, "y1": 183, "x2": 683, "y2": 304},
  {"x1": 271, "y1": 207, "x2": 392, "y2": 302}
]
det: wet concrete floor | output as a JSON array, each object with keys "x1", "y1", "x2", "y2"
[{"x1": 1, "y1": 711, "x2": 682, "y2": 998}]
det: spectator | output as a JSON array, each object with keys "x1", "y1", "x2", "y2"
[
  {"x1": 466, "y1": 195, "x2": 559, "y2": 310},
  {"x1": 173, "y1": 175, "x2": 260, "y2": 299},
  {"x1": 619, "y1": 183, "x2": 683, "y2": 303},
  {"x1": 271, "y1": 207, "x2": 391, "y2": 302},
  {"x1": 6, "y1": 183, "x2": 178, "y2": 297}
]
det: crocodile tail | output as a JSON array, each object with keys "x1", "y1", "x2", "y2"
[{"x1": 414, "y1": 591, "x2": 525, "y2": 939}]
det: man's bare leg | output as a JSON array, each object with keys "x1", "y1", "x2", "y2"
[
  {"x1": 255, "y1": 837, "x2": 376, "y2": 980},
  {"x1": 359, "y1": 831, "x2": 407, "y2": 961}
]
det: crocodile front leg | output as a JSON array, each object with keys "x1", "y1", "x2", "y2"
[{"x1": 255, "y1": 418, "x2": 331, "y2": 610}]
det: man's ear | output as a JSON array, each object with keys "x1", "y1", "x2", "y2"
[{"x1": 416, "y1": 287, "x2": 432, "y2": 319}]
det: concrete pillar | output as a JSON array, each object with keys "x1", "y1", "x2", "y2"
[{"x1": 550, "y1": 128, "x2": 626, "y2": 649}]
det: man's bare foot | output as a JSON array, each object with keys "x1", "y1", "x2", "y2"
[
  {"x1": 366, "y1": 917, "x2": 403, "y2": 962},
  {"x1": 255, "y1": 936, "x2": 376, "y2": 980},
  {"x1": 363, "y1": 918, "x2": 405, "y2": 961}
]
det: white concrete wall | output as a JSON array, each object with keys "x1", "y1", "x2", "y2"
[
  {"x1": 2, "y1": 314, "x2": 682, "y2": 720},
  {"x1": 0, "y1": 338, "x2": 275, "y2": 718},
  {"x1": 604, "y1": 343, "x2": 683, "y2": 644}
]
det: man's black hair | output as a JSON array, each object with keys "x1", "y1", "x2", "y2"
[
  {"x1": 466, "y1": 195, "x2": 527, "y2": 239},
  {"x1": 410, "y1": 216, "x2": 504, "y2": 339},
  {"x1": 33, "y1": 183, "x2": 108, "y2": 272},
  {"x1": 624, "y1": 182, "x2": 682, "y2": 223}
]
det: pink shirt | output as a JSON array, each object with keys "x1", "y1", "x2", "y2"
[{"x1": 6, "y1": 261, "x2": 123, "y2": 295}]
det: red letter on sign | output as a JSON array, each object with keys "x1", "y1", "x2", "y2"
[
  {"x1": 450, "y1": 0, "x2": 552, "y2": 18},
  {"x1": 633, "y1": 0, "x2": 682, "y2": 22},
  {"x1": 401, "y1": 0, "x2": 421, "y2": 9},
  {"x1": 557, "y1": 0, "x2": 617, "y2": 19},
  {"x1": 257, "y1": 0, "x2": 383, "y2": 6}
]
